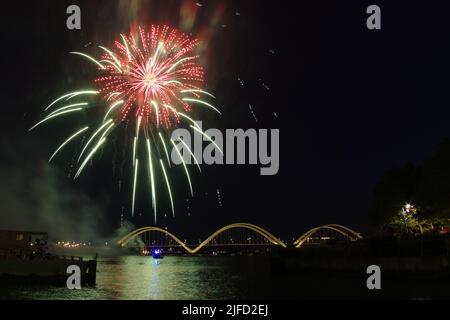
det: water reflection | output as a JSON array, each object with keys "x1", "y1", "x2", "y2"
[
  {"x1": 0, "y1": 256, "x2": 252, "y2": 300},
  {"x1": 1, "y1": 255, "x2": 448, "y2": 299}
]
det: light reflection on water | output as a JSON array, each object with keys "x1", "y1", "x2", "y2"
[
  {"x1": 2, "y1": 255, "x2": 449, "y2": 299},
  {"x1": 1, "y1": 256, "x2": 258, "y2": 300}
]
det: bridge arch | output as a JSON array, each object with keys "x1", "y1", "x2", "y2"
[
  {"x1": 293, "y1": 224, "x2": 362, "y2": 248},
  {"x1": 117, "y1": 223, "x2": 287, "y2": 254},
  {"x1": 193, "y1": 223, "x2": 287, "y2": 254},
  {"x1": 117, "y1": 226, "x2": 194, "y2": 253}
]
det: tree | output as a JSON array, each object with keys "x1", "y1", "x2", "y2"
[
  {"x1": 370, "y1": 163, "x2": 418, "y2": 231},
  {"x1": 416, "y1": 139, "x2": 450, "y2": 222},
  {"x1": 370, "y1": 140, "x2": 450, "y2": 234}
]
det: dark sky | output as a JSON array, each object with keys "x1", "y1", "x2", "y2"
[{"x1": 1, "y1": 0, "x2": 450, "y2": 241}]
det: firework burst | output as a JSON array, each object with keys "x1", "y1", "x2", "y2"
[{"x1": 30, "y1": 25, "x2": 221, "y2": 224}]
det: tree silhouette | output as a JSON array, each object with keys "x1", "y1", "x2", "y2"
[{"x1": 370, "y1": 139, "x2": 450, "y2": 232}]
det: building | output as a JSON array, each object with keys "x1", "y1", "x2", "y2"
[{"x1": 0, "y1": 230, "x2": 48, "y2": 258}]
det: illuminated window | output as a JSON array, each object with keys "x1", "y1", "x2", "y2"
[{"x1": 16, "y1": 233, "x2": 23, "y2": 241}]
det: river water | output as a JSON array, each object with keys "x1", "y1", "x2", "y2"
[
  {"x1": 2, "y1": 255, "x2": 449, "y2": 300},
  {"x1": 0, "y1": 256, "x2": 265, "y2": 300}
]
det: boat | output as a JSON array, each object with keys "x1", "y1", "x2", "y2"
[{"x1": 151, "y1": 248, "x2": 164, "y2": 259}]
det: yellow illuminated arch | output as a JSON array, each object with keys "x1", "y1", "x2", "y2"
[
  {"x1": 326, "y1": 224, "x2": 362, "y2": 240},
  {"x1": 117, "y1": 226, "x2": 193, "y2": 253},
  {"x1": 192, "y1": 223, "x2": 287, "y2": 254},
  {"x1": 293, "y1": 224, "x2": 362, "y2": 248}
]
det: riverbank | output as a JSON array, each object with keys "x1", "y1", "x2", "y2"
[{"x1": 0, "y1": 256, "x2": 97, "y2": 286}]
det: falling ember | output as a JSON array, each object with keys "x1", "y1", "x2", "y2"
[
  {"x1": 248, "y1": 104, "x2": 258, "y2": 123},
  {"x1": 30, "y1": 25, "x2": 221, "y2": 224}
]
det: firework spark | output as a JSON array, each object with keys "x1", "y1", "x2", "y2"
[{"x1": 30, "y1": 25, "x2": 220, "y2": 224}]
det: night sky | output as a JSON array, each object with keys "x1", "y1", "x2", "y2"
[{"x1": 1, "y1": 0, "x2": 450, "y2": 242}]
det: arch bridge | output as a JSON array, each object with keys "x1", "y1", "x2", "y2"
[
  {"x1": 117, "y1": 223, "x2": 362, "y2": 254},
  {"x1": 118, "y1": 223, "x2": 287, "y2": 254}
]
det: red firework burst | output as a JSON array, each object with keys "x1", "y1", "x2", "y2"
[{"x1": 95, "y1": 25, "x2": 205, "y2": 129}]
